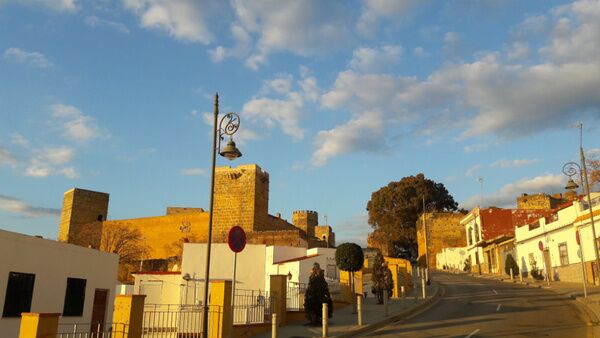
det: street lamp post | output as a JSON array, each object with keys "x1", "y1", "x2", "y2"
[
  {"x1": 562, "y1": 124, "x2": 599, "y2": 286},
  {"x1": 201, "y1": 93, "x2": 242, "y2": 338}
]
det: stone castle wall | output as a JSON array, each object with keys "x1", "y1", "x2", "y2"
[
  {"x1": 292, "y1": 210, "x2": 318, "y2": 238},
  {"x1": 417, "y1": 212, "x2": 466, "y2": 269},
  {"x1": 517, "y1": 193, "x2": 567, "y2": 210}
]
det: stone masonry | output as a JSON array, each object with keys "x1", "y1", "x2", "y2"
[{"x1": 417, "y1": 212, "x2": 466, "y2": 269}]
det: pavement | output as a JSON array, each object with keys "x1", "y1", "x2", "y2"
[
  {"x1": 254, "y1": 276, "x2": 441, "y2": 338},
  {"x1": 360, "y1": 271, "x2": 594, "y2": 337}
]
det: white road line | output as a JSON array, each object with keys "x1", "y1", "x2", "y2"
[
  {"x1": 496, "y1": 304, "x2": 501, "y2": 312},
  {"x1": 492, "y1": 289, "x2": 498, "y2": 294},
  {"x1": 465, "y1": 329, "x2": 480, "y2": 338}
]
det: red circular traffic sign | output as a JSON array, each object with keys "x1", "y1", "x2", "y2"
[
  {"x1": 538, "y1": 241, "x2": 544, "y2": 251},
  {"x1": 576, "y1": 230, "x2": 581, "y2": 246},
  {"x1": 228, "y1": 226, "x2": 246, "y2": 253}
]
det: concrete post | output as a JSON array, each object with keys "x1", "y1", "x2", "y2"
[
  {"x1": 208, "y1": 280, "x2": 232, "y2": 338},
  {"x1": 421, "y1": 277, "x2": 426, "y2": 299},
  {"x1": 19, "y1": 313, "x2": 60, "y2": 338},
  {"x1": 510, "y1": 268, "x2": 514, "y2": 281},
  {"x1": 322, "y1": 303, "x2": 328, "y2": 338},
  {"x1": 519, "y1": 271, "x2": 523, "y2": 283},
  {"x1": 271, "y1": 313, "x2": 277, "y2": 338},
  {"x1": 113, "y1": 295, "x2": 146, "y2": 338},
  {"x1": 401, "y1": 286, "x2": 405, "y2": 300},
  {"x1": 270, "y1": 275, "x2": 288, "y2": 326},
  {"x1": 383, "y1": 290, "x2": 389, "y2": 316},
  {"x1": 357, "y1": 295, "x2": 363, "y2": 326}
]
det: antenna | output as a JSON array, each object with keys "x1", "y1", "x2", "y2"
[
  {"x1": 324, "y1": 214, "x2": 328, "y2": 226},
  {"x1": 478, "y1": 177, "x2": 484, "y2": 207}
]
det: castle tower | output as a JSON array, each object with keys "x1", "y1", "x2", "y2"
[
  {"x1": 212, "y1": 164, "x2": 270, "y2": 241},
  {"x1": 58, "y1": 188, "x2": 109, "y2": 245},
  {"x1": 292, "y1": 210, "x2": 318, "y2": 238}
]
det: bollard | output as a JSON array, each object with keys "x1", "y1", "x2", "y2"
[
  {"x1": 519, "y1": 271, "x2": 523, "y2": 282},
  {"x1": 272, "y1": 313, "x2": 277, "y2": 338},
  {"x1": 322, "y1": 303, "x2": 328, "y2": 338},
  {"x1": 421, "y1": 277, "x2": 426, "y2": 299},
  {"x1": 401, "y1": 286, "x2": 405, "y2": 300},
  {"x1": 357, "y1": 295, "x2": 363, "y2": 326},
  {"x1": 510, "y1": 268, "x2": 514, "y2": 281},
  {"x1": 384, "y1": 290, "x2": 389, "y2": 316},
  {"x1": 417, "y1": 267, "x2": 420, "y2": 277}
]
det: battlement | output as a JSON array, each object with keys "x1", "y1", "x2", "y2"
[{"x1": 293, "y1": 210, "x2": 318, "y2": 216}]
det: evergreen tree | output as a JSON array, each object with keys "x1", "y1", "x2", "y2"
[
  {"x1": 304, "y1": 262, "x2": 333, "y2": 323},
  {"x1": 371, "y1": 251, "x2": 394, "y2": 304},
  {"x1": 504, "y1": 254, "x2": 519, "y2": 277}
]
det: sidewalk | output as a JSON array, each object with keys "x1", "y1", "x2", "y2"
[
  {"x1": 470, "y1": 271, "x2": 600, "y2": 335},
  {"x1": 255, "y1": 282, "x2": 441, "y2": 338}
]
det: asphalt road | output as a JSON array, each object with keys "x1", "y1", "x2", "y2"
[{"x1": 361, "y1": 272, "x2": 594, "y2": 338}]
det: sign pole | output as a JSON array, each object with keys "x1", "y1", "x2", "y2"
[
  {"x1": 230, "y1": 251, "x2": 238, "y2": 338},
  {"x1": 577, "y1": 230, "x2": 588, "y2": 298}
]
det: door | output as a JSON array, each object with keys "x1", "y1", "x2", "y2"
[
  {"x1": 543, "y1": 250, "x2": 553, "y2": 281},
  {"x1": 90, "y1": 289, "x2": 108, "y2": 334}
]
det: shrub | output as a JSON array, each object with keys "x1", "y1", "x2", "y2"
[
  {"x1": 335, "y1": 243, "x2": 364, "y2": 272},
  {"x1": 371, "y1": 251, "x2": 394, "y2": 304},
  {"x1": 530, "y1": 260, "x2": 545, "y2": 281}
]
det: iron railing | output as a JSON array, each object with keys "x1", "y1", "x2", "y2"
[
  {"x1": 286, "y1": 282, "x2": 306, "y2": 311},
  {"x1": 233, "y1": 289, "x2": 274, "y2": 324},
  {"x1": 56, "y1": 322, "x2": 128, "y2": 338},
  {"x1": 142, "y1": 304, "x2": 221, "y2": 338}
]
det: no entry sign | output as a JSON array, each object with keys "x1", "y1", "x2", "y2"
[{"x1": 228, "y1": 226, "x2": 247, "y2": 253}]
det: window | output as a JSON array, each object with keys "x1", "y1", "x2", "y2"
[
  {"x1": 2, "y1": 272, "x2": 35, "y2": 317},
  {"x1": 559, "y1": 243, "x2": 569, "y2": 266},
  {"x1": 468, "y1": 227, "x2": 473, "y2": 245},
  {"x1": 63, "y1": 278, "x2": 87, "y2": 316},
  {"x1": 97, "y1": 214, "x2": 103, "y2": 221}
]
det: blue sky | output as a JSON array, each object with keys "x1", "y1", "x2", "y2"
[{"x1": 1, "y1": 0, "x2": 599, "y2": 246}]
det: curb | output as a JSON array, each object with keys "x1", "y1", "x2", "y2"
[{"x1": 335, "y1": 282, "x2": 446, "y2": 338}]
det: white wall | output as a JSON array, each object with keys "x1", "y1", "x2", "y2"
[
  {"x1": 182, "y1": 243, "x2": 267, "y2": 304},
  {"x1": 436, "y1": 247, "x2": 468, "y2": 270},
  {"x1": 132, "y1": 273, "x2": 182, "y2": 305},
  {"x1": 0, "y1": 229, "x2": 118, "y2": 337}
]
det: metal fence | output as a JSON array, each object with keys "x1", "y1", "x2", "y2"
[
  {"x1": 286, "y1": 282, "x2": 306, "y2": 311},
  {"x1": 56, "y1": 322, "x2": 128, "y2": 338},
  {"x1": 233, "y1": 289, "x2": 274, "y2": 324},
  {"x1": 142, "y1": 304, "x2": 221, "y2": 338}
]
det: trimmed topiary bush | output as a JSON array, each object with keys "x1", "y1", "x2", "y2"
[
  {"x1": 335, "y1": 243, "x2": 364, "y2": 272},
  {"x1": 504, "y1": 254, "x2": 519, "y2": 277}
]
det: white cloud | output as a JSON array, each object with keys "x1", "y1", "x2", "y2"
[
  {"x1": 59, "y1": 167, "x2": 79, "y2": 179},
  {"x1": 3, "y1": 48, "x2": 54, "y2": 68},
  {"x1": 587, "y1": 148, "x2": 600, "y2": 158},
  {"x1": 506, "y1": 41, "x2": 530, "y2": 60},
  {"x1": 50, "y1": 103, "x2": 102, "y2": 142},
  {"x1": 461, "y1": 174, "x2": 565, "y2": 209},
  {"x1": 0, "y1": 145, "x2": 17, "y2": 167},
  {"x1": 357, "y1": 0, "x2": 423, "y2": 36},
  {"x1": 349, "y1": 45, "x2": 403, "y2": 73},
  {"x1": 24, "y1": 146, "x2": 76, "y2": 178},
  {"x1": 241, "y1": 93, "x2": 305, "y2": 141},
  {"x1": 311, "y1": 110, "x2": 385, "y2": 167},
  {"x1": 1, "y1": 0, "x2": 77, "y2": 12},
  {"x1": 0, "y1": 194, "x2": 60, "y2": 218},
  {"x1": 218, "y1": 0, "x2": 353, "y2": 69},
  {"x1": 11, "y1": 133, "x2": 29, "y2": 147},
  {"x1": 465, "y1": 164, "x2": 482, "y2": 177},
  {"x1": 413, "y1": 46, "x2": 430, "y2": 58},
  {"x1": 84, "y1": 16, "x2": 130, "y2": 34},
  {"x1": 491, "y1": 158, "x2": 540, "y2": 168},
  {"x1": 180, "y1": 167, "x2": 207, "y2": 176},
  {"x1": 24, "y1": 161, "x2": 52, "y2": 177},
  {"x1": 123, "y1": 0, "x2": 215, "y2": 43}
]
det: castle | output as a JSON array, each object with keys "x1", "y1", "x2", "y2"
[{"x1": 58, "y1": 164, "x2": 335, "y2": 266}]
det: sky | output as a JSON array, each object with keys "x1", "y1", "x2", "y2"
[{"x1": 1, "y1": 0, "x2": 600, "y2": 247}]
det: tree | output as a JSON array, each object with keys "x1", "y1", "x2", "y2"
[
  {"x1": 73, "y1": 222, "x2": 150, "y2": 282},
  {"x1": 371, "y1": 251, "x2": 393, "y2": 304},
  {"x1": 304, "y1": 262, "x2": 333, "y2": 324},
  {"x1": 367, "y1": 173, "x2": 458, "y2": 254},
  {"x1": 335, "y1": 243, "x2": 364, "y2": 309},
  {"x1": 504, "y1": 254, "x2": 519, "y2": 277}
]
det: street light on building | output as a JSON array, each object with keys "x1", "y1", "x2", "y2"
[
  {"x1": 201, "y1": 93, "x2": 242, "y2": 338},
  {"x1": 562, "y1": 123, "x2": 599, "y2": 285}
]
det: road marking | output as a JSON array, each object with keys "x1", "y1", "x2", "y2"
[
  {"x1": 496, "y1": 304, "x2": 501, "y2": 312},
  {"x1": 465, "y1": 329, "x2": 480, "y2": 337},
  {"x1": 492, "y1": 289, "x2": 498, "y2": 294}
]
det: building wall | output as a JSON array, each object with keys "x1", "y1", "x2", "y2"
[
  {"x1": 435, "y1": 247, "x2": 468, "y2": 270},
  {"x1": 133, "y1": 273, "x2": 182, "y2": 305},
  {"x1": 181, "y1": 243, "x2": 267, "y2": 305},
  {"x1": 417, "y1": 212, "x2": 466, "y2": 269},
  {"x1": 58, "y1": 188, "x2": 109, "y2": 245},
  {"x1": 314, "y1": 226, "x2": 335, "y2": 248},
  {"x1": 0, "y1": 230, "x2": 118, "y2": 337},
  {"x1": 517, "y1": 193, "x2": 567, "y2": 210}
]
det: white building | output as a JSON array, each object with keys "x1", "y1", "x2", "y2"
[
  {"x1": 134, "y1": 243, "x2": 338, "y2": 306},
  {"x1": 435, "y1": 247, "x2": 468, "y2": 270},
  {"x1": 0, "y1": 229, "x2": 119, "y2": 337},
  {"x1": 515, "y1": 193, "x2": 600, "y2": 283}
]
